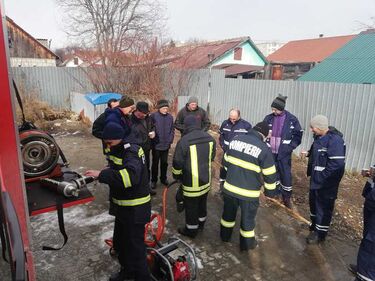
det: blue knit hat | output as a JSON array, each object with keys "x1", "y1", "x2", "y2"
[{"x1": 102, "y1": 122, "x2": 125, "y2": 140}]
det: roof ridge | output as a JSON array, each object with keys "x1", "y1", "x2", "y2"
[{"x1": 288, "y1": 34, "x2": 356, "y2": 43}]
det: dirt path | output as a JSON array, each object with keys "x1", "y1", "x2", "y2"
[{"x1": 24, "y1": 133, "x2": 359, "y2": 281}]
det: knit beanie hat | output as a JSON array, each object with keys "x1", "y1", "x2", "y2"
[
  {"x1": 310, "y1": 115, "x2": 329, "y2": 130},
  {"x1": 184, "y1": 115, "x2": 199, "y2": 130},
  {"x1": 157, "y1": 99, "x2": 169, "y2": 109},
  {"x1": 253, "y1": 121, "x2": 270, "y2": 138},
  {"x1": 188, "y1": 96, "x2": 198, "y2": 104},
  {"x1": 102, "y1": 122, "x2": 125, "y2": 140},
  {"x1": 119, "y1": 95, "x2": 135, "y2": 108},
  {"x1": 107, "y1": 98, "x2": 119, "y2": 108},
  {"x1": 136, "y1": 101, "x2": 150, "y2": 114},
  {"x1": 271, "y1": 94, "x2": 287, "y2": 111}
]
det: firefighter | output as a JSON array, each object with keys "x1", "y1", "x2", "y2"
[
  {"x1": 349, "y1": 165, "x2": 375, "y2": 280},
  {"x1": 174, "y1": 96, "x2": 211, "y2": 135},
  {"x1": 172, "y1": 115, "x2": 216, "y2": 238},
  {"x1": 263, "y1": 94, "x2": 303, "y2": 208},
  {"x1": 218, "y1": 108, "x2": 252, "y2": 190},
  {"x1": 304, "y1": 115, "x2": 345, "y2": 244},
  {"x1": 220, "y1": 121, "x2": 277, "y2": 251},
  {"x1": 85, "y1": 122, "x2": 151, "y2": 281}
]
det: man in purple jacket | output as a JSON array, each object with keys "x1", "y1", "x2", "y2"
[
  {"x1": 150, "y1": 99, "x2": 174, "y2": 189},
  {"x1": 263, "y1": 94, "x2": 302, "y2": 208}
]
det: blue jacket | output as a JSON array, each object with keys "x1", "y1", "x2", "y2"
[
  {"x1": 105, "y1": 108, "x2": 141, "y2": 145},
  {"x1": 105, "y1": 108, "x2": 132, "y2": 136},
  {"x1": 263, "y1": 110, "x2": 303, "y2": 160},
  {"x1": 219, "y1": 118, "x2": 252, "y2": 152},
  {"x1": 150, "y1": 111, "x2": 174, "y2": 151},
  {"x1": 307, "y1": 128, "x2": 346, "y2": 197},
  {"x1": 362, "y1": 168, "x2": 375, "y2": 203}
]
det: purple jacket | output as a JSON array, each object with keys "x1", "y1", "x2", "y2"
[{"x1": 150, "y1": 111, "x2": 174, "y2": 150}]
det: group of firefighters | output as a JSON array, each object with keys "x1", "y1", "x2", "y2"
[{"x1": 84, "y1": 94, "x2": 374, "y2": 281}]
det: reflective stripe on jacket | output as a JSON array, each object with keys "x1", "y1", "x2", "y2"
[
  {"x1": 219, "y1": 118, "x2": 252, "y2": 152},
  {"x1": 172, "y1": 127, "x2": 216, "y2": 197},
  {"x1": 222, "y1": 130, "x2": 277, "y2": 201},
  {"x1": 98, "y1": 143, "x2": 150, "y2": 207},
  {"x1": 307, "y1": 128, "x2": 345, "y2": 198}
]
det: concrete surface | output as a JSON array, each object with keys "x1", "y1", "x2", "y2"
[{"x1": 1, "y1": 134, "x2": 358, "y2": 281}]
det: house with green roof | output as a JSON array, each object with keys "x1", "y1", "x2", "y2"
[{"x1": 299, "y1": 30, "x2": 375, "y2": 84}]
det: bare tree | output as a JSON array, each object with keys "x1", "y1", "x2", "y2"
[
  {"x1": 356, "y1": 16, "x2": 375, "y2": 31},
  {"x1": 58, "y1": 0, "x2": 166, "y2": 67}
]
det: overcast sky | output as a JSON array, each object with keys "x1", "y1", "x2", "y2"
[{"x1": 4, "y1": 0, "x2": 375, "y2": 49}]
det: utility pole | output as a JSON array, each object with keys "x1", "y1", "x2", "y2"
[{"x1": 207, "y1": 53, "x2": 215, "y2": 115}]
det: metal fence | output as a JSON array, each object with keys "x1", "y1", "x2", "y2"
[
  {"x1": 11, "y1": 67, "x2": 93, "y2": 109},
  {"x1": 180, "y1": 78, "x2": 375, "y2": 171},
  {"x1": 11, "y1": 66, "x2": 375, "y2": 170}
]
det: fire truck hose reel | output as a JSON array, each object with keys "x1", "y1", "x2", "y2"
[{"x1": 19, "y1": 130, "x2": 60, "y2": 177}]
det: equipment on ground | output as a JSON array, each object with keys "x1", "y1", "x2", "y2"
[{"x1": 145, "y1": 181, "x2": 198, "y2": 281}]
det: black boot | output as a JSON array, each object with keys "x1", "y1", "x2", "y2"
[
  {"x1": 178, "y1": 227, "x2": 197, "y2": 238},
  {"x1": 198, "y1": 221, "x2": 205, "y2": 231},
  {"x1": 151, "y1": 181, "x2": 157, "y2": 189},
  {"x1": 282, "y1": 195, "x2": 293, "y2": 209},
  {"x1": 109, "y1": 268, "x2": 134, "y2": 281},
  {"x1": 306, "y1": 231, "x2": 325, "y2": 244},
  {"x1": 348, "y1": 264, "x2": 357, "y2": 276},
  {"x1": 240, "y1": 239, "x2": 258, "y2": 251}
]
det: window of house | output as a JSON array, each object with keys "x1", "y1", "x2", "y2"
[
  {"x1": 74, "y1": 57, "x2": 79, "y2": 65},
  {"x1": 234, "y1": 47, "x2": 242, "y2": 60}
]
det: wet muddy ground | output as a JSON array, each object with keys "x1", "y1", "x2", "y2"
[{"x1": 2, "y1": 133, "x2": 361, "y2": 281}]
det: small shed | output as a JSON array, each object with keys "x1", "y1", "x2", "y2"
[{"x1": 70, "y1": 92, "x2": 122, "y2": 122}]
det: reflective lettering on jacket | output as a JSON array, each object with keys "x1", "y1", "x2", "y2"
[{"x1": 223, "y1": 131, "x2": 277, "y2": 200}]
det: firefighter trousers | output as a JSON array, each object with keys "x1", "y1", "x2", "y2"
[
  {"x1": 183, "y1": 193, "x2": 208, "y2": 236},
  {"x1": 357, "y1": 199, "x2": 375, "y2": 281},
  {"x1": 115, "y1": 206, "x2": 151, "y2": 281},
  {"x1": 309, "y1": 189, "x2": 336, "y2": 239},
  {"x1": 220, "y1": 194, "x2": 259, "y2": 251},
  {"x1": 274, "y1": 154, "x2": 293, "y2": 198}
]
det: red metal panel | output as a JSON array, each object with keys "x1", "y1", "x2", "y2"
[{"x1": 0, "y1": 2, "x2": 36, "y2": 280}]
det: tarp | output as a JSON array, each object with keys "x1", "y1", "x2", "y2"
[{"x1": 85, "y1": 93, "x2": 122, "y2": 106}]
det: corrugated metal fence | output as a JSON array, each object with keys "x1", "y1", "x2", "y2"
[
  {"x1": 180, "y1": 78, "x2": 375, "y2": 171},
  {"x1": 11, "y1": 67, "x2": 93, "y2": 109},
  {"x1": 11, "y1": 67, "x2": 375, "y2": 170}
]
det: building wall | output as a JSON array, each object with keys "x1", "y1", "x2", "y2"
[
  {"x1": 64, "y1": 57, "x2": 84, "y2": 67},
  {"x1": 256, "y1": 41, "x2": 285, "y2": 57},
  {"x1": 7, "y1": 20, "x2": 56, "y2": 60},
  {"x1": 10, "y1": 57, "x2": 56, "y2": 67},
  {"x1": 211, "y1": 42, "x2": 266, "y2": 66}
]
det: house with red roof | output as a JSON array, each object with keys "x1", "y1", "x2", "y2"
[
  {"x1": 157, "y1": 37, "x2": 268, "y2": 79},
  {"x1": 266, "y1": 34, "x2": 356, "y2": 80}
]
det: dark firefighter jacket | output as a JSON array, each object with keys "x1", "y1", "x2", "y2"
[
  {"x1": 174, "y1": 104, "x2": 211, "y2": 134},
  {"x1": 172, "y1": 127, "x2": 216, "y2": 197},
  {"x1": 219, "y1": 118, "x2": 252, "y2": 152},
  {"x1": 222, "y1": 129, "x2": 278, "y2": 201},
  {"x1": 130, "y1": 114, "x2": 155, "y2": 152},
  {"x1": 307, "y1": 127, "x2": 346, "y2": 198},
  {"x1": 363, "y1": 168, "x2": 375, "y2": 203},
  {"x1": 98, "y1": 142, "x2": 151, "y2": 222},
  {"x1": 92, "y1": 112, "x2": 107, "y2": 154},
  {"x1": 263, "y1": 110, "x2": 303, "y2": 160}
]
